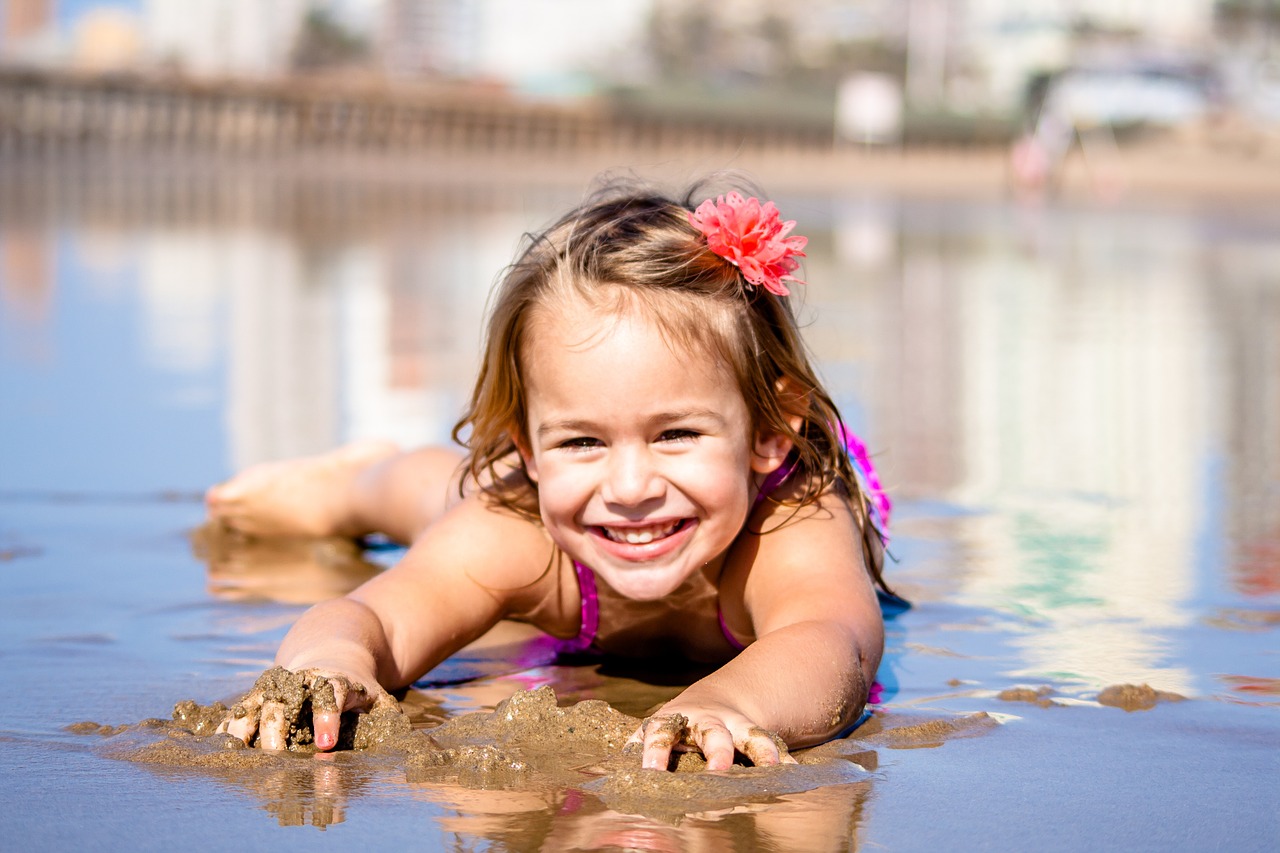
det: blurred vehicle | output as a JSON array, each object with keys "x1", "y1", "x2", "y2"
[
  {"x1": 1009, "y1": 58, "x2": 1220, "y2": 199},
  {"x1": 1038, "y1": 60, "x2": 1219, "y2": 130}
]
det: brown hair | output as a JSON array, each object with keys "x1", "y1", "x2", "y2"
[{"x1": 452, "y1": 176, "x2": 887, "y2": 589}]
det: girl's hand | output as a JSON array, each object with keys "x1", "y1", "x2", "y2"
[
  {"x1": 628, "y1": 702, "x2": 799, "y2": 771},
  {"x1": 217, "y1": 665, "x2": 395, "y2": 751}
]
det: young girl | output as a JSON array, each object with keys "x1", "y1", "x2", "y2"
[{"x1": 208, "y1": 179, "x2": 894, "y2": 771}]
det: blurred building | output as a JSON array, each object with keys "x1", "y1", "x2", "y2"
[
  {"x1": 379, "y1": 0, "x2": 650, "y2": 92},
  {"x1": 380, "y1": 0, "x2": 477, "y2": 78},
  {"x1": 142, "y1": 0, "x2": 306, "y2": 78},
  {"x1": 1, "y1": 0, "x2": 58, "y2": 65},
  {"x1": 72, "y1": 5, "x2": 141, "y2": 70},
  {"x1": 3, "y1": 0, "x2": 52, "y2": 40}
]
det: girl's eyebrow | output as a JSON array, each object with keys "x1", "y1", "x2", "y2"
[
  {"x1": 536, "y1": 418, "x2": 597, "y2": 438},
  {"x1": 653, "y1": 409, "x2": 727, "y2": 428},
  {"x1": 535, "y1": 409, "x2": 726, "y2": 438}
]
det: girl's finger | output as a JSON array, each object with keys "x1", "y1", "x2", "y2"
[
  {"x1": 641, "y1": 735, "x2": 674, "y2": 770},
  {"x1": 257, "y1": 700, "x2": 290, "y2": 751},
  {"x1": 738, "y1": 728, "x2": 795, "y2": 767},
  {"x1": 311, "y1": 677, "x2": 348, "y2": 751},
  {"x1": 312, "y1": 710, "x2": 341, "y2": 751},
  {"x1": 694, "y1": 723, "x2": 736, "y2": 771},
  {"x1": 369, "y1": 688, "x2": 397, "y2": 713},
  {"x1": 640, "y1": 714, "x2": 687, "y2": 771},
  {"x1": 219, "y1": 690, "x2": 263, "y2": 744}
]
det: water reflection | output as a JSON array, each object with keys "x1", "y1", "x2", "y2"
[
  {"x1": 0, "y1": 226, "x2": 55, "y2": 364},
  {"x1": 814, "y1": 198, "x2": 1280, "y2": 692},
  {"x1": 192, "y1": 523, "x2": 383, "y2": 605},
  {"x1": 199, "y1": 753, "x2": 870, "y2": 850},
  {"x1": 420, "y1": 780, "x2": 869, "y2": 853},
  {"x1": 1216, "y1": 251, "x2": 1280, "y2": 598}
]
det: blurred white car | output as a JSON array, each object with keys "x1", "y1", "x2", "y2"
[{"x1": 1042, "y1": 64, "x2": 1213, "y2": 128}]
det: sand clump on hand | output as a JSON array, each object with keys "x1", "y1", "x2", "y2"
[
  {"x1": 404, "y1": 687, "x2": 877, "y2": 819},
  {"x1": 75, "y1": 670, "x2": 417, "y2": 768},
  {"x1": 1096, "y1": 683, "x2": 1186, "y2": 712},
  {"x1": 223, "y1": 666, "x2": 413, "y2": 752}
]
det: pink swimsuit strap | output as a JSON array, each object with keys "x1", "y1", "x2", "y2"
[{"x1": 556, "y1": 559, "x2": 600, "y2": 656}]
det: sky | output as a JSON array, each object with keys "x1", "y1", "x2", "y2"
[{"x1": 54, "y1": 0, "x2": 142, "y2": 28}]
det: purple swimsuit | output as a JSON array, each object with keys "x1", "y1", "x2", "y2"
[{"x1": 554, "y1": 426, "x2": 891, "y2": 656}]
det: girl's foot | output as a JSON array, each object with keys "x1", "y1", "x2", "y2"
[{"x1": 205, "y1": 440, "x2": 400, "y2": 538}]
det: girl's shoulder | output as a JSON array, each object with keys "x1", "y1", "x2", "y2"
[
  {"x1": 718, "y1": 483, "x2": 877, "y2": 644},
  {"x1": 725, "y1": 464, "x2": 865, "y2": 577},
  {"x1": 745, "y1": 456, "x2": 887, "y2": 586}
]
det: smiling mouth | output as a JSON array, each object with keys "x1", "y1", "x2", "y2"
[{"x1": 597, "y1": 519, "x2": 688, "y2": 545}]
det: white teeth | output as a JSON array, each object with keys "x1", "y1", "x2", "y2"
[{"x1": 603, "y1": 520, "x2": 679, "y2": 545}]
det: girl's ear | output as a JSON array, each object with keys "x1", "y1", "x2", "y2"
[
  {"x1": 751, "y1": 380, "x2": 807, "y2": 474},
  {"x1": 751, "y1": 425, "x2": 796, "y2": 475},
  {"x1": 513, "y1": 430, "x2": 539, "y2": 483}
]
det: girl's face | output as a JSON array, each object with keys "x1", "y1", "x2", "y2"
[{"x1": 519, "y1": 299, "x2": 789, "y2": 601}]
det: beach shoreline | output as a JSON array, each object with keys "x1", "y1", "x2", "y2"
[{"x1": 4, "y1": 135, "x2": 1279, "y2": 206}]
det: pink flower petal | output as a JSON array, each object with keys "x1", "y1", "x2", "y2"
[{"x1": 688, "y1": 192, "x2": 807, "y2": 296}]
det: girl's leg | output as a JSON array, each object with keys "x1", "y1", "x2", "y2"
[{"x1": 205, "y1": 441, "x2": 465, "y2": 544}]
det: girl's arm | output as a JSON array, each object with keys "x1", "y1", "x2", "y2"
[
  {"x1": 222, "y1": 495, "x2": 557, "y2": 750},
  {"x1": 634, "y1": 493, "x2": 885, "y2": 770}
]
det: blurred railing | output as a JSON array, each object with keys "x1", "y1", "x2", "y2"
[{"x1": 0, "y1": 67, "x2": 834, "y2": 159}]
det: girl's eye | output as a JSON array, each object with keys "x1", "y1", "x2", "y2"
[
  {"x1": 559, "y1": 437, "x2": 601, "y2": 451},
  {"x1": 658, "y1": 429, "x2": 699, "y2": 443}
]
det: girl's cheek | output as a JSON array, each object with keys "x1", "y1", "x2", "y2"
[{"x1": 537, "y1": 465, "x2": 593, "y2": 511}]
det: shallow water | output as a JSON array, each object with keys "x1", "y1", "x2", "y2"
[{"x1": 1, "y1": 161, "x2": 1278, "y2": 851}]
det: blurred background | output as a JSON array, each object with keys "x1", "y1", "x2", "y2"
[
  {"x1": 1, "y1": 5, "x2": 1278, "y2": 847},
  {"x1": 1, "y1": 0, "x2": 1279, "y2": 169}
]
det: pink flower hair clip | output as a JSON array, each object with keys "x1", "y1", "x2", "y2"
[{"x1": 688, "y1": 191, "x2": 807, "y2": 296}]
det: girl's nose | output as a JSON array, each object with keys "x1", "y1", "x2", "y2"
[{"x1": 602, "y1": 446, "x2": 664, "y2": 507}]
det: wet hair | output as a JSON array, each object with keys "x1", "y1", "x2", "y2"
[{"x1": 452, "y1": 175, "x2": 887, "y2": 589}]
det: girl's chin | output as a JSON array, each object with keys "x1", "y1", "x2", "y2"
[
  {"x1": 575, "y1": 529, "x2": 706, "y2": 598},
  {"x1": 593, "y1": 565, "x2": 692, "y2": 601}
]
